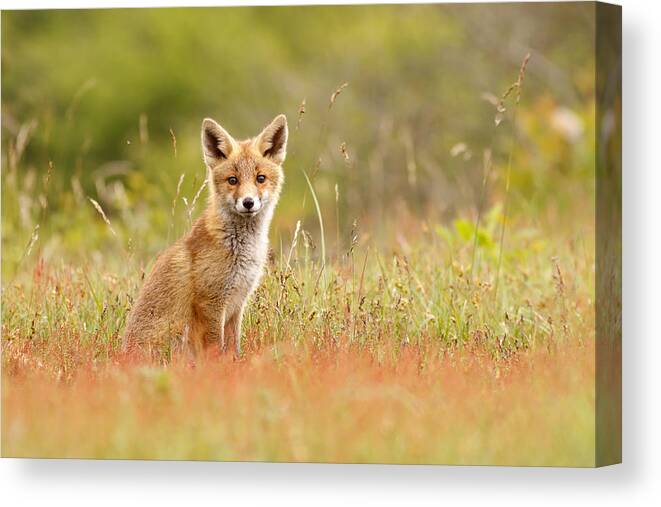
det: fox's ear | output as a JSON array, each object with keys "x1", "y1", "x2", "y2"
[
  {"x1": 201, "y1": 118, "x2": 236, "y2": 167},
  {"x1": 256, "y1": 114, "x2": 288, "y2": 165}
]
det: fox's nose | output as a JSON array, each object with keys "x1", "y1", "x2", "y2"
[{"x1": 242, "y1": 197, "x2": 255, "y2": 210}]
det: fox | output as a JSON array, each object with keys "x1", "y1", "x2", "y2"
[{"x1": 121, "y1": 114, "x2": 288, "y2": 358}]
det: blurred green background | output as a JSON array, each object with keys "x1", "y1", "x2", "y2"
[{"x1": 2, "y1": 3, "x2": 596, "y2": 275}]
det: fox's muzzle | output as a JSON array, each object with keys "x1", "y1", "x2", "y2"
[{"x1": 236, "y1": 195, "x2": 262, "y2": 214}]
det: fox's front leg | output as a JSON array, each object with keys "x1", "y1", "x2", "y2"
[
  {"x1": 191, "y1": 303, "x2": 225, "y2": 352},
  {"x1": 224, "y1": 305, "x2": 245, "y2": 357},
  {"x1": 218, "y1": 307, "x2": 227, "y2": 352}
]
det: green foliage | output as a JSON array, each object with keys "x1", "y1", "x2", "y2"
[
  {"x1": 2, "y1": 212, "x2": 594, "y2": 376},
  {"x1": 2, "y1": 4, "x2": 596, "y2": 272}
]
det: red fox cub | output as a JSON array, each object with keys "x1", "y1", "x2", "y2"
[{"x1": 122, "y1": 114, "x2": 288, "y2": 357}]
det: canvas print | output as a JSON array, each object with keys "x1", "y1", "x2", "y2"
[{"x1": 1, "y1": 2, "x2": 621, "y2": 466}]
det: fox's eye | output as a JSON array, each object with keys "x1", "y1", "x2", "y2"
[
  {"x1": 256, "y1": 174, "x2": 266, "y2": 184},
  {"x1": 228, "y1": 176, "x2": 238, "y2": 185}
]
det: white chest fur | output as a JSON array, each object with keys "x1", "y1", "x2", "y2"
[{"x1": 220, "y1": 215, "x2": 269, "y2": 314}]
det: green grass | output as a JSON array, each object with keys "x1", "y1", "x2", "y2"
[{"x1": 2, "y1": 193, "x2": 597, "y2": 464}]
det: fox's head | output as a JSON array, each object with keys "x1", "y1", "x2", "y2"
[{"x1": 201, "y1": 114, "x2": 288, "y2": 219}]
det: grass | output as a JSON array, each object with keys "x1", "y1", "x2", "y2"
[
  {"x1": 1, "y1": 205, "x2": 597, "y2": 464},
  {"x1": 3, "y1": 341, "x2": 595, "y2": 465}
]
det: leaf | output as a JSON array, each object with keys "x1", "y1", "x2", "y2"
[
  {"x1": 453, "y1": 219, "x2": 474, "y2": 242},
  {"x1": 454, "y1": 219, "x2": 496, "y2": 249}
]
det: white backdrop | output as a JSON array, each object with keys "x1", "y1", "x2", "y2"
[{"x1": 0, "y1": 0, "x2": 658, "y2": 505}]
